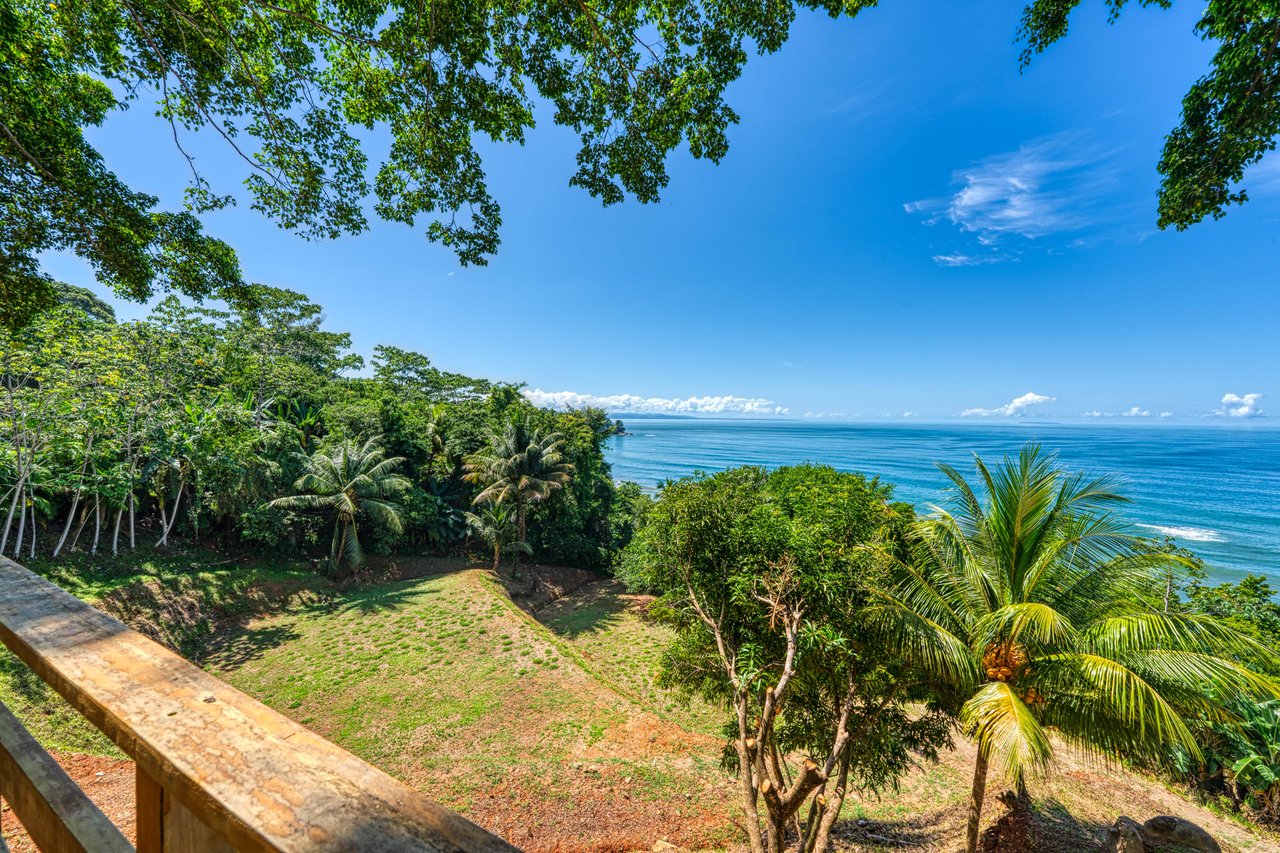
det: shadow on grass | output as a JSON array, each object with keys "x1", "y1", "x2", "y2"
[
  {"x1": 831, "y1": 808, "x2": 953, "y2": 848},
  {"x1": 204, "y1": 622, "x2": 303, "y2": 670},
  {"x1": 323, "y1": 578, "x2": 444, "y2": 618},
  {"x1": 535, "y1": 582, "x2": 631, "y2": 639},
  {"x1": 977, "y1": 791, "x2": 1109, "y2": 852}
]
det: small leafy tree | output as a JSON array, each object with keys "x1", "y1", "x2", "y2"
[
  {"x1": 625, "y1": 465, "x2": 953, "y2": 853},
  {"x1": 463, "y1": 416, "x2": 573, "y2": 569},
  {"x1": 465, "y1": 503, "x2": 529, "y2": 573},
  {"x1": 268, "y1": 437, "x2": 409, "y2": 575},
  {"x1": 871, "y1": 444, "x2": 1279, "y2": 853}
]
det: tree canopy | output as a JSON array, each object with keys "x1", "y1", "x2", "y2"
[
  {"x1": 0, "y1": 0, "x2": 882, "y2": 330},
  {"x1": 1019, "y1": 0, "x2": 1280, "y2": 230},
  {"x1": 5, "y1": 0, "x2": 1277, "y2": 331}
]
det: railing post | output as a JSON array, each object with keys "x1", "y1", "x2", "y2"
[
  {"x1": 136, "y1": 767, "x2": 163, "y2": 853},
  {"x1": 137, "y1": 767, "x2": 234, "y2": 852}
]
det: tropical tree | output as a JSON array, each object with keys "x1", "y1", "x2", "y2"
[
  {"x1": 870, "y1": 443, "x2": 1279, "y2": 853},
  {"x1": 626, "y1": 465, "x2": 954, "y2": 853},
  {"x1": 462, "y1": 417, "x2": 573, "y2": 569},
  {"x1": 465, "y1": 503, "x2": 529, "y2": 574},
  {"x1": 268, "y1": 437, "x2": 409, "y2": 575}
]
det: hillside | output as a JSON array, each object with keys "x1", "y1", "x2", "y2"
[{"x1": 4, "y1": 559, "x2": 1279, "y2": 852}]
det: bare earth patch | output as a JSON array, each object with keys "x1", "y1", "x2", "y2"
[{"x1": 0, "y1": 752, "x2": 135, "y2": 852}]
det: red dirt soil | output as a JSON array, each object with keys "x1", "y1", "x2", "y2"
[{"x1": 0, "y1": 752, "x2": 136, "y2": 852}]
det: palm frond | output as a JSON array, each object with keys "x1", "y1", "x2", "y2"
[{"x1": 961, "y1": 681, "x2": 1052, "y2": 782}]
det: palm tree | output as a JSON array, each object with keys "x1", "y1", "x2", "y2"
[
  {"x1": 465, "y1": 503, "x2": 530, "y2": 573},
  {"x1": 268, "y1": 436, "x2": 409, "y2": 575},
  {"x1": 871, "y1": 444, "x2": 1277, "y2": 853},
  {"x1": 462, "y1": 417, "x2": 573, "y2": 569}
]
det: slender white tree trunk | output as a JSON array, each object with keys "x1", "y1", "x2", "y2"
[
  {"x1": 52, "y1": 436, "x2": 94, "y2": 559},
  {"x1": 12, "y1": 484, "x2": 26, "y2": 557},
  {"x1": 70, "y1": 503, "x2": 89, "y2": 551},
  {"x1": 52, "y1": 488, "x2": 82, "y2": 558},
  {"x1": 129, "y1": 494, "x2": 136, "y2": 550},
  {"x1": 91, "y1": 496, "x2": 101, "y2": 555},
  {"x1": 112, "y1": 508, "x2": 122, "y2": 556},
  {"x1": 0, "y1": 475, "x2": 25, "y2": 554},
  {"x1": 29, "y1": 502, "x2": 36, "y2": 559},
  {"x1": 157, "y1": 482, "x2": 183, "y2": 547}
]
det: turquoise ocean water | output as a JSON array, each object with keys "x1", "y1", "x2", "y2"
[{"x1": 605, "y1": 419, "x2": 1280, "y2": 585}]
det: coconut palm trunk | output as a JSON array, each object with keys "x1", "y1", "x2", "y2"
[{"x1": 966, "y1": 749, "x2": 990, "y2": 853}]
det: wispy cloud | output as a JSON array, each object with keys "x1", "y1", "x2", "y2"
[
  {"x1": 961, "y1": 391, "x2": 1055, "y2": 417},
  {"x1": 907, "y1": 131, "x2": 1128, "y2": 265},
  {"x1": 1217, "y1": 392, "x2": 1264, "y2": 418},
  {"x1": 931, "y1": 253, "x2": 1015, "y2": 267},
  {"x1": 1250, "y1": 155, "x2": 1280, "y2": 195},
  {"x1": 523, "y1": 389, "x2": 789, "y2": 416}
]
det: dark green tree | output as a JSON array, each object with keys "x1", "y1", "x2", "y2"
[{"x1": 625, "y1": 465, "x2": 952, "y2": 853}]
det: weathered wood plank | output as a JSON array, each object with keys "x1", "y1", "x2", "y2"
[
  {"x1": 0, "y1": 557, "x2": 520, "y2": 853},
  {"x1": 0, "y1": 700, "x2": 132, "y2": 853}
]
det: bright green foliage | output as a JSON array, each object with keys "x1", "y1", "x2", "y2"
[
  {"x1": 871, "y1": 443, "x2": 1279, "y2": 853},
  {"x1": 1018, "y1": 0, "x2": 1280, "y2": 229},
  {"x1": 625, "y1": 464, "x2": 953, "y2": 853},
  {"x1": 0, "y1": 0, "x2": 884, "y2": 330},
  {"x1": 463, "y1": 415, "x2": 574, "y2": 568},
  {"x1": 268, "y1": 436, "x2": 410, "y2": 573},
  {"x1": 1184, "y1": 571, "x2": 1280, "y2": 677},
  {"x1": 464, "y1": 502, "x2": 528, "y2": 573}
]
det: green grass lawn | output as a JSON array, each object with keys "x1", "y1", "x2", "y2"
[
  {"x1": 207, "y1": 568, "x2": 734, "y2": 846},
  {"x1": 536, "y1": 579, "x2": 725, "y2": 738}
]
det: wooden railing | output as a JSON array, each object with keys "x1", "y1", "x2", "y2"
[{"x1": 0, "y1": 557, "x2": 519, "y2": 852}]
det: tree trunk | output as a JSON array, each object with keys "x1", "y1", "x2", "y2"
[
  {"x1": 967, "y1": 749, "x2": 991, "y2": 853},
  {"x1": 492, "y1": 543, "x2": 501, "y2": 573},
  {"x1": 1, "y1": 475, "x2": 24, "y2": 554},
  {"x1": 129, "y1": 494, "x2": 136, "y2": 550},
  {"x1": 12, "y1": 484, "x2": 26, "y2": 557},
  {"x1": 90, "y1": 496, "x2": 102, "y2": 554},
  {"x1": 112, "y1": 508, "x2": 123, "y2": 556},
  {"x1": 69, "y1": 502, "x2": 90, "y2": 551},
  {"x1": 157, "y1": 481, "x2": 183, "y2": 547},
  {"x1": 28, "y1": 502, "x2": 36, "y2": 559},
  {"x1": 52, "y1": 488, "x2": 82, "y2": 558}
]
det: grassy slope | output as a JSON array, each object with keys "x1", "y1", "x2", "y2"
[
  {"x1": 0, "y1": 549, "x2": 325, "y2": 757},
  {"x1": 210, "y1": 567, "x2": 735, "y2": 850}
]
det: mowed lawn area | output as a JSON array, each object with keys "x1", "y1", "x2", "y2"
[{"x1": 208, "y1": 567, "x2": 736, "y2": 850}]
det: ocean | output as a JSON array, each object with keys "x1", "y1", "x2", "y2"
[{"x1": 604, "y1": 419, "x2": 1280, "y2": 585}]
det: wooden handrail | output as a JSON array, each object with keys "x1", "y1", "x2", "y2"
[
  {"x1": 0, "y1": 557, "x2": 519, "y2": 852},
  {"x1": 0, "y1": 700, "x2": 132, "y2": 852}
]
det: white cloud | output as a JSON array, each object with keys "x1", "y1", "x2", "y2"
[
  {"x1": 1159, "y1": 412, "x2": 1173, "y2": 418},
  {"x1": 523, "y1": 389, "x2": 789, "y2": 416},
  {"x1": 961, "y1": 391, "x2": 1055, "y2": 417},
  {"x1": 930, "y1": 253, "x2": 1013, "y2": 268},
  {"x1": 908, "y1": 131, "x2": 1127, "y2": 264},
  {"x1": 1084, "y1": 406, "x2": 1158, "y2": 418},
  {"x1": 1217, "y1": 392, "x2": 1264, "y2": 418}
]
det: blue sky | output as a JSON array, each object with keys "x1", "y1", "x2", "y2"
[{"x1": 43, "y1": 0, "x2": 1278, "y2": 420}]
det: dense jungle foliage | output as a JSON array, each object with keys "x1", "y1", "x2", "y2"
[{"x1": 0, "y1": 283, "x2": 633, "y2": 574}]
